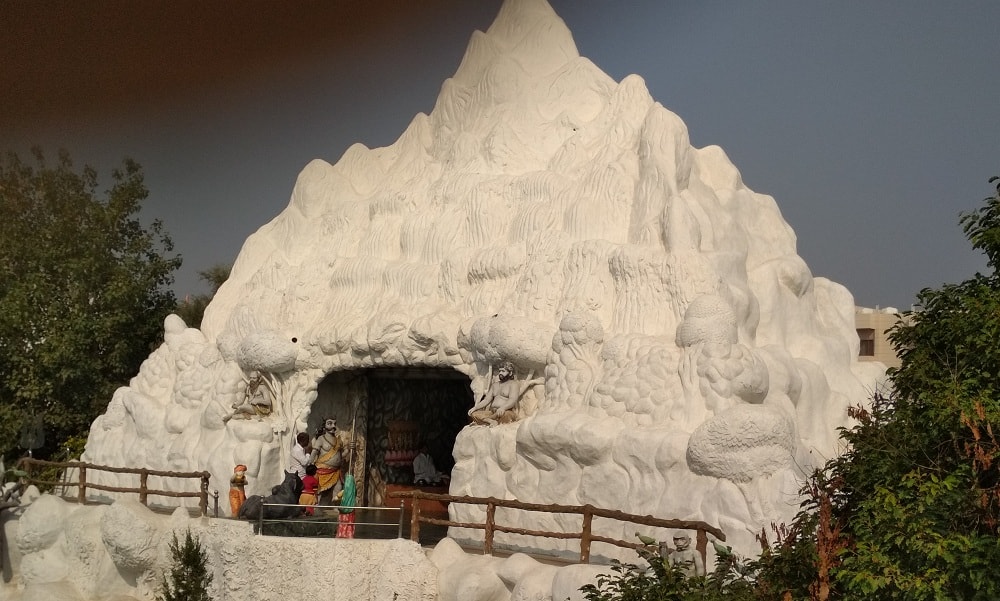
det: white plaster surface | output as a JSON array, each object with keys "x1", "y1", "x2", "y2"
[
  {"x1": 74, "y1": 0, "x2": 886, "y2": 572},
  {"x1": 3, "y1": 493, "x2": 620, "y2": 601},
  {"x1": 429, "y1": 537, "x2": 606, "y2": 601},
  {"x1": 2, "y1": 495, "x2": 439, "y2": 601}
]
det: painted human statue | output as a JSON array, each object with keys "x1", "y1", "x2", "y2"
[
  {"x1": 469, "y1": 361, "x2": 543, "y2": 426},
  {"x1": 229, "y1": 464, "x2": 248, "y2": 516},
  {"x1": 310, "y1": 418, "x2": 348, "y2": 503}
]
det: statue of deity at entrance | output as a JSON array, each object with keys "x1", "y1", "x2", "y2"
[{"x1": 310, "y1": 417, "x2": 348, "y2": 503}]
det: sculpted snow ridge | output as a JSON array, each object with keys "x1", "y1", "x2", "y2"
[{"x1": 78, "y1": 0, "x2": 881, "y2": 561}]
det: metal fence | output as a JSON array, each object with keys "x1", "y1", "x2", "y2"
[{"x1": 253, "y1": 501, "x2": 407, "y2": 538}]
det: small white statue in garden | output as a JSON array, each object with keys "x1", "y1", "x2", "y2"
[{"x1": 669, "y1": 533, "x2": 704, "y2": 577}]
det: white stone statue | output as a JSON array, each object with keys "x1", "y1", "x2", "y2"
[
  {"x1": 468, "y1": 361, "x2": 544, "y2": 425},
  {"x1": 668, "y1": 533, "x2": 704, "y2": 577},
  {"x1": 224, "y1": 370, "x2": 275, "y2": 422}
]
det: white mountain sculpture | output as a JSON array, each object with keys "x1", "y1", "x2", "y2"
[{"x1": 81, "y1": 0, "x2": 883, "y2": 555}]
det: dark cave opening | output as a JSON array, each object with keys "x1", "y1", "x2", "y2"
[{"x1": 311, "y1": 366, "x2": 473, "y2": 505}]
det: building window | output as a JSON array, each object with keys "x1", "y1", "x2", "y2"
[{"x1": 858, "y1": 328, "x2": 875, "y2": 357}]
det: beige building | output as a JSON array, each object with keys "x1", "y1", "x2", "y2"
[{"x1": 855, "y1": 306, "x2": 908, "y2": 369}]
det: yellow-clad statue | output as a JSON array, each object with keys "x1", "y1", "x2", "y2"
[{"x1": 311, "y1": 418, "x2": 346, "y2": 503}]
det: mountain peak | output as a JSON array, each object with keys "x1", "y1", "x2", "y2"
[{"x1": 452, "y1": 0, "x2": 578, "y2": 85}]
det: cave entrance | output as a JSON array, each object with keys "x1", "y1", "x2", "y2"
[{"x1": 311, "y1": 367, "x2": 473, "y2": 507}]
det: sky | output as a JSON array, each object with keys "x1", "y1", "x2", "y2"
[{"x1": 3, "y1": 0, "x2": 999, "y2": 310}]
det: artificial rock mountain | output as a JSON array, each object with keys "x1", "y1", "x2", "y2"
[{"x1": 81, "y1": 0, "x2": 883, "y2": 557}]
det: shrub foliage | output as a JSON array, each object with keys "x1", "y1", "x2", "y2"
[
  {"x1": 158, "y1": 529, "x2": 213, "y2": 601},
  {"x1": 0, "y1": 149, "x2": 180, "y2": 461}
]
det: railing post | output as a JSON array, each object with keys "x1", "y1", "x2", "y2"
[
  {"x1": 139, "y1": 469, "x2": 148, "y2": 506},
  {"x1": 398, "y1": 500, "x2": 405, "y2": 538},
  {"x1": 484, "y1": 499, "x2": 496, "y2": 555},
  {"x1": 213, "y1": 490, "x2": 219, "y2": 518},
  {"x1": 78, "y1": 465, "x2": 87, "y2": 505},
  {"x1": 17, "y1": 458, "x2": 31, "y2": 491},
  {"x1": 696, "y1": 529, "x2": 708, "y2": 571},
  {"x1": 410, "y1": 493, "x2": 421, "y2": 543},
  {"x1": 580, "y1": 505, "x2": 593, "y2": 563},
  {"x1": 199, "y1": 474, "x2": 209, "y2": 516},
  {"x1": 257, "y1": 500, "x2": 264, "y2": 535}
]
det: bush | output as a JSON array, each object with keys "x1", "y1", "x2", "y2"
[
  {"x1": 580, "y1": 536, "x2": 757, "y2": 601},
  {"x1": 158, "y1": 529, "x2": 213, "y2": 601}
]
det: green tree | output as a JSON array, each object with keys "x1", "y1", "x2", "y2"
[
  {"x1": 158, "y1": 529, "x2": 213, "y2": 601},
  {"x1": 175, "y1": 263, "x2": 230, "y2": 329},
  {"x1": 0, "y1": 149, "x2": 180, "y2": 462},
  {"x1": 827, "y1": 175, "x2": 1000, "y2": 600}
]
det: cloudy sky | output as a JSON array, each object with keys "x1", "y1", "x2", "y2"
[{"x1": 3, "y1": 0, "x2": 998, "y2": 310}]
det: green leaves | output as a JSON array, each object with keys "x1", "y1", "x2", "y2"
[
  {"x1": 959, "y1": 174, "x2": 1000, "y2": 270},
  {"x1": 827, "y1": 175, "x2": 1000, "y2": 599},
  {"x1": 579, "y1": 539, "x2": 759, "y2": 601},
  {"x1": 174, "y1": 263, "x2": 230, "y2": 329},
  {"x1": 0, "y1": 149, "x2": 180, "y2": 461},
  {"x1": 838, "y1": 469, "x2": 986, "y2": 599},
  {"x1": 157, "y1": 529, "x2": 213, "y2": 601}
]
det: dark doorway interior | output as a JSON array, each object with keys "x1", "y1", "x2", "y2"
[
  {"x1": 366, "y1": 369, "x2": 471, "y2": 485},
  {"x1": 312, "y1": 367, "x2": 472, "y2": 506}
]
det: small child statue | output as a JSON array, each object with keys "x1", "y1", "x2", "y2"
[
  {"x1": 229, "y1": 464, "x2": 248, "y2": 516},
  {"x1": 669, "y1": 533, "x2": 705, "y2": 577},
  {"x1": 299, "y1": 464, "x2": 319, "y2": 516}
]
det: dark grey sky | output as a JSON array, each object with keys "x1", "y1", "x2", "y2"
[{"x1": 3, "y1": 1, "x2": 998, "y2": 309}]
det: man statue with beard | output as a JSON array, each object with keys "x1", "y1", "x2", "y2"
[
  {"x1": 311, "y1": 417, "x2": 347, "y2": 504},
  {"x1": 469, "y1": 361, "x2": 543, "y2": 425}
]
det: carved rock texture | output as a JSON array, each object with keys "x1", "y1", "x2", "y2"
[
  {"x1": 7, "y1": 501, "x2": 438, "y2": 601},
  {"x1": 79, "y1": 0, "x2": 886, "y2": 558}
]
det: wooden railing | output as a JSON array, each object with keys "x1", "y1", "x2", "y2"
[
  {"x1": 16, "y1": 458, "x2": 211, "y2": 516},
  {"x1": 388, "y1": 490, "x2": 725, "y2": 565}
]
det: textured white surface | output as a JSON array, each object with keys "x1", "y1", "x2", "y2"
[
  {"x1": 429, "y1": 537, "x2": 606, "y2": 601},
  {"x1": 3, "y1": 497, "x2": 438, "y2": 601},
  {"x1": 77, "y1": 0, "x2": 884, "y2": 563}
]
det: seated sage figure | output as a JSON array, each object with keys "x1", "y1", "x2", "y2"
[
  {"x1": 413, "y1": 444, "x2": 449, "y2": 485},
  {"x1": 224, "y1": 370, "x2": 274, "y2": 422},
  {"x1": 468, "y1": 361, "x2": 543, "y2": 426}
]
